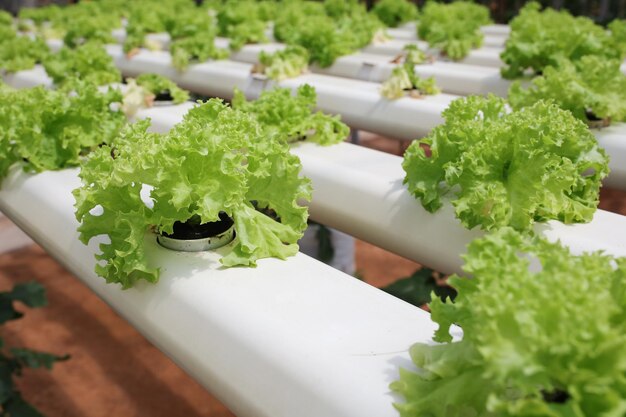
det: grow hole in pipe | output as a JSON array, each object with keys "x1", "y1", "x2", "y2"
[{"x1": 157, "y1": 213, "x2": 235, "y2": 252}]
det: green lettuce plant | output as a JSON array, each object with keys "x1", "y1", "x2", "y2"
[
  {"x1": 170, "y1": 31, "x2": 229, "y2": 71},
  {"x1": 402, "y1": 95, "x2": 609, "y2": 232},
  {"x1": 371, "y1": 0, "x2": 418, "y2": 28},
  {"x1": 393, "y1": 228, "x2": 626, "y2": 417},
  {"x1": 508, "y1": 56, "x2": 626, "y2": 127},
  {"x1": 231, "y1": 84, "x2": 349, "y2": 145},
  {"x1": 417, "y1": 1, "x2": 491, "y2": 60},
  {"x1": 501, "y1": 2, "x2": 622, "y2": 79},
  {"x1": 381, "y1": 45, "x2": 439, "y2": 99},
  {"x1": 74, "y1": 100, "x2": 312, "y2": 288},
  {"x1": 0, "y1": 35, "x2": 49, "y2": 74},
  {"x1": 254, "y1": 46, "x2": 310, "y2": 81},
  {"x1": 0, "y1": 82, "x2": 125, "y2": 184},
  {"x1": 43, "y1": 42, "x2": 121, "y2": 87}
]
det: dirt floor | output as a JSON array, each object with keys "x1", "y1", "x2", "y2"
[{"x1": 0, "y1": 133, "x2": 624, "y2": 417}]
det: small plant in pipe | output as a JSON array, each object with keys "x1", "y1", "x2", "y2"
[
  {"x1": 170, "y1": 31, "x2": 229, "y2": 71},
  {"x1": 0, "y1": 81, "x2": 125, "y2": 185},
  {"x1": 501, "y1": 2, "x2": 623, "y2": 79},
  {"x1": 0, "y1": 32, "x2": 50, "y2": 74},
  {"x1": 402, "y1": 95, "x2": 609, "y2": 232},
  {"x1": 371, "y1": 0, "x2": 418, "y2": 28},
  {"x1": 74, "y1": 101, "x2": 312, "y2": 288},
  {"x1": 417, "y1": 1, "x2": 491, "y2": 61},
  {"x1": 43, "y1": 42, "x2": 121, "y2": 87},
  {"x1": 230, "y1": 84, "x2": 349, "y2": 145},
  {"x1": 122, "y1": 74, "x2": 190, "y2": 117},
  {"x1": 392, "y1": 228, "x2": 626, "y2": 417},
  {"x1": 381, "y1": 45, "x2": 439, "y2": 100},
  {"x1": 508, "y1": 56, "x2": 626, "y2": 128},
  {"x1": 253, "y1": 46, "x2": 310, "y2": 81},
  {"x1": 273, "y1": 3, "x2": 383, "y2": 68},
  {"x1": 216, "y1": 1, "x2": 274, "y2": 51}
]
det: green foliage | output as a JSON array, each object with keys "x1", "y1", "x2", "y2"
[
  {"x1": 231, "y1": 84, "x2": 349, "y2": 145},
  {"x1": 608, "y1": 19, "x2": 626, "y2": 58},
  {"x1": 0, "y1": 82, "x2": 125, "y2": 184},
  {"x1": 216, "y1": 1, "x2": 272, "y2": 51},
  {"x1": 257, "y1": 45, "x2": 309, "y2": 81},
  {"x1": 0, "y1": 282, "x2": 68, "y2": 417},
  {"x1": 509, "y1": 56, "x2": 626, "y2": 125},
  {"x1": 417, "y1": 1, "x2": 491, "y2": 60},
  {"x1": 74, "y1": 101, "x2": 312, "y2": 288},
  {"x1": 381, "y1": 46, "x2": 439, "y2": 99},
  {"x1": 273, "y1": 1, "x2": 383, "y2": 67},
  {"x1": 43, "y1": 42, "x2": 121, "y2": 87},
  {"x1": 0, "y1": 11, "x2": 12, "y2": 26},
  {"x1": 382, "y1": 268, "x2": 455, "y2": 308},
  {"x1": 170, "y1": 32, "x2": 229, "y2": 71},
  {"x1": 392, "y1": 228, "x2": 626, "y2": 417},
  {"x1": 135, "y1": 73, "x2": 190, "y2": 104},
  {"x1": 501, "y1": 2, "x2": 623, "y2": 79},
  {"x1": 402, "y1": 95, "x2": 608, "y2": 232},
  {"x1": 0, "y1": 35, "x2": 49, "y2": 74},
  {"x1": 371, "y1": 0, "x2": 418, "y2": 28}
]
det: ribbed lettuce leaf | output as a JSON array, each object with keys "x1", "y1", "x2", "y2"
[
  {"x1": 230, "y1": 84, "x2": 349, "y2": 145},
  {"x1": 509, "y1": 56, "x2": 626, "y2": 125},
  {"x1": 74, "y1": 100, "x2": 311, "y2": 288},
  {"x1": 393, "y1": 228, "x2": 626, "y2": 417},
  {"x1": 402, "y1": 95, "x2": 608, "y2": 232},
  {"x1": 417, "y1": 1, "x2": 491, "y2": 60}
]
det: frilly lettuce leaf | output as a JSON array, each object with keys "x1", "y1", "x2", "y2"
[
  {"x1": 0, "y1": 81, "x2": 125, "y2": 184},
  {"x1": 216, "y1": 1, "x2": 271, "y2": 51},
  {"x1": 256, "y1": 45, "x2": 309, "y2": 81},
  {"x1": 381, "y1": 48, "x2": 440, "y2": 100},
  {"x1": 402, "y1": 95, "x2": 609, "y2": 232},
  {"x1": 393, "y1": 228, "x2": 626, "y2": 417},
  {"x1": 608, "y1": 19, "x2": 626, "y2": 58},
  {"x1": 371, "y1": 0, "x2": 418, "y2": 28},
  {"x1": 0, "y1": 35, "x2": 49, "y2": 73},
  {"x1": 501, "y1": 2, "x2": 622, "y2": 79},
  {"x1": 43, "y1": 42, "x2": 121, "y2": 87},
  {"x1": 508, "y1": 56, "x2": 626, "y2": 125},
  {"x1": 135, "y1": 73, "x2": 190, "y2": 104},
  {"x1": 230, "y1": 84, "x2": 349, "y2": 145},
  {"x1": 74, "y1": 100, "x2": 311, "y2": 288},
  {"x1": 417, "y1": 1, "x2": 491, "y2": 60},
  {"x1": 273, "y1": 2, "x2": 383, "y2": 68},
  {"x1": 170, "y1": 31, "x2": 229, "y2": 71}
]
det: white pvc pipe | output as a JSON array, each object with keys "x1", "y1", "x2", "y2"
[
  {"x1": 362, "y1": 39, "x2": 504, "y2": 68},
  {"x1": 139, "y1": 105, "x2": 626, "y2": 273},
  {"x1": 0, "y1": 166, "x2": 434, "y2": 417},
  {"x1": 5, "y1": 57, "x2": 626, "y2": 191}
]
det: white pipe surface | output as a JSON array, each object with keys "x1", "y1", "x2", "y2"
[{"x1": 0, "y1": 166, "x2": 434, "y2": 417}]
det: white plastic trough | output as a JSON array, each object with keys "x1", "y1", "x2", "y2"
[
  {"x1": 362, "y1": 39, "x2": 504, "y2": 68},
  {"x1": 0, "y1": 166, "x2": 435, "y2": 417}
]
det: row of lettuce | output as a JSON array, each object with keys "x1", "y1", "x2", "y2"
[
  {"x1": 7, "y1": 0, "x2": 626, "y2": 127},
  {"x1": 2, "y1": 2, "x2": 626, "y2": 415}
]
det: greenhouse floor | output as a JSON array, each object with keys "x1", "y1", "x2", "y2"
[{"x1": 0, "y1": 134, "x2": 624, "y2": 417}]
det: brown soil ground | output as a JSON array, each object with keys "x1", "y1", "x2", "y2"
[{"x1": 0, "y1": 133, "x2": 624, "y2": 416}]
